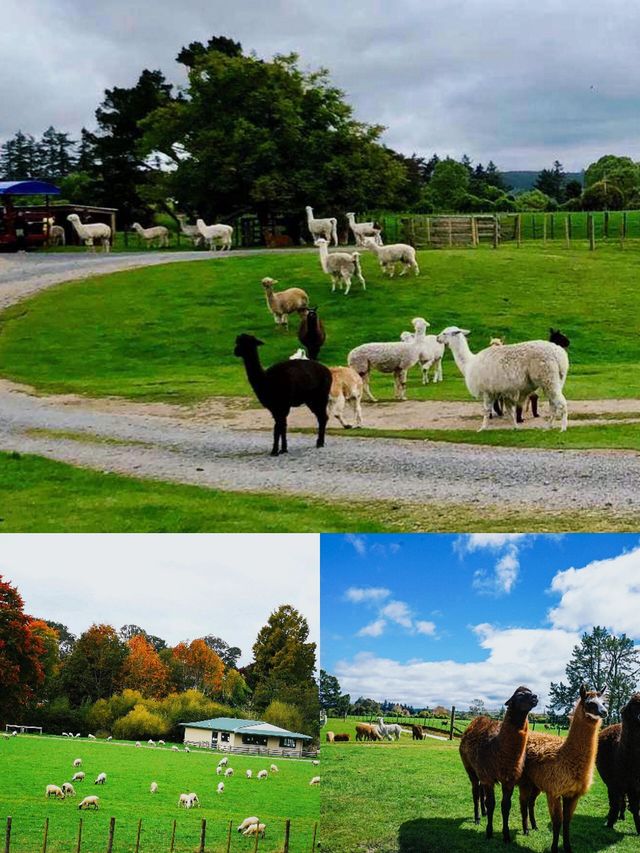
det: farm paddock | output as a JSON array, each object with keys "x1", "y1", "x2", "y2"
[
  {"x1": 321, "y1": 719, "x2": 638, "y2": 853},
  {"x1": 0, "y1": 735, "x2": 318, "y2": 853}
]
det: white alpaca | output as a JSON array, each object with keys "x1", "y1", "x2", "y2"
[
  {"x1": 400, "y1": 331, "x2": 444, "y2": 384},
  {"x1": 316, "y1": 238, "x2": 365, "y2": 295},
  {"x1": 196, "y1": 219, "x2": 233, "y2": 251},
  {"x1": 346, "y1": 212, "x2": 382, "y2": 246},
  {"x1": 176, "y1": 214, "x2": 203, "y2": 247},
  {"x1": 305, "y1": 206, "x2": 338, "y2": 246},
  {"x1": 67, "y1": 214, "x2": 111, "y2": 253},
  {"x1": 132, "y1": 223, "x2": 170, "y2": 248},
  {"x1": 363, "y1": 237, "x2": 419, "y2": 277}
]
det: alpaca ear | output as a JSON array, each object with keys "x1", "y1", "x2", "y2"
[
  {"x1": 460, "y1": 329, "x2": 471, "y2": 336},
  {"x1": 255, "y1": 338, "x2": 265, "y2": 347},
  {"x1": 579, "y1": 684, "x2": 587, "y2": 700}
]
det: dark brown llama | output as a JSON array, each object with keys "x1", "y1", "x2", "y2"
[{"x1": 596, "y1": 692, "x2": 640, "y2": 834}]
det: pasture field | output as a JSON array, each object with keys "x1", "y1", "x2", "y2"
[
  {"x1": 0, "y1": 735, "x2": 318, "y2": 853},
  {"x1": 321, "y1": 718, "x2": 634, "y2": 853},
  {"x1": 2, "y1": 244, "x2": 640, "y2": 406}
]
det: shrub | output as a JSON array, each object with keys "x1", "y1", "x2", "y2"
[
  {"x1": 263, "y1": 700, "x2": 305, "y2": 734},
  {"x1": 112, "y1": 704, "x2": 169, "y2": 740}
]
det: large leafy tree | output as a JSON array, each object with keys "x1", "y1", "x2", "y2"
[
  {"x1": 60, "y1": 624, "x2": 128, "y2": 706},
  {"x1": 140, "y1": 40, "x2": 410, "y2": 231},
  {"x1": 0, "y1": 576, "x2": 46, "y2": 722},
  {"x1": 549, "y1": 626, "x2": 640, "y2": 722},
  {"x1": 121, "y1": 635, "x2": 170, "y2": 697},
  {"x1": 172, "y1": 639, "x2": 224, "y2": 696},
  {"x1": 535, "y1": 161, "x2": 566, "y2": 203},
  {"x1": 319, "y1": 670, "x2": 341, "y2": 710},
  {"x1": 584, "y1": 155, "x2": 640, "y2": 205},
  {"x1": 423, "y1": 158, "x2": 470, "y2": 210},
  {"x1": 202, "y1": 635, "x2": 242, "y2": 669}
]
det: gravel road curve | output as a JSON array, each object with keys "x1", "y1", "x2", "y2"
[{"x1": 0, "y1": 252, "x2": 638, "y2": 513}]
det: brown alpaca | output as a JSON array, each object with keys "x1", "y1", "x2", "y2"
[
  {"x1": 519, "y1": 686, "x2": 607, "y2": 853},
  {"x1": 460, "y1": 686, "x2": 538, "y2": 842},
  {"x1": 412, "y1": 724, "x2": 425, "y2": 740},
  {"x1": 596, "y1": 692, "x2": 640, "y2": 834},
  {"x1": 333, "y1": 733, "x2": 350, "y2": 742},
  {"x1": 355, "y1": 723, "x2": 382, "y2": 742}
]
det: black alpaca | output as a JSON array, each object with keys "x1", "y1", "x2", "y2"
[
  {"x1": 596, "y1": 693, "x2": 640, "y2": 834},
  {"x1": 298, "y1": 307, "x2": 326, "y2": 360},
  {"x1": 234, "y1": 333, "x2": 332, "y2": 456}
]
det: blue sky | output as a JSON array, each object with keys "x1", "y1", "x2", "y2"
[{"x1": 321, "y1": 534, "x2": 640, "y2": 709}]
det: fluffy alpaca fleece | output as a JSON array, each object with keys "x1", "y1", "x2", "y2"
[{"x1": 596, "y1": 692, "x2": 640, "y2": 833}]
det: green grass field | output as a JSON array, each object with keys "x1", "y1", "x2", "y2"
[
  {"x1": 321, "y1": 719, "x2": 635, "y2": 853},
  {"x1": 2, "y1": 244, "x2": 640, "y2": 404},
  {"x1": 0, "y1": 735, "x2": 318, "y2": 853}
]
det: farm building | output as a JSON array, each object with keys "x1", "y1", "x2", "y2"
[{"x1": 181, "y1": 717, "x2": 313, "y2": 757}]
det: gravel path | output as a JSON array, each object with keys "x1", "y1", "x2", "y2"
[{"x1": 0, "y1": 251, "x2": 639, "y2": 514}]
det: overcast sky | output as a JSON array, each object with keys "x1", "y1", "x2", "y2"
[
  {"x1": 0, "y1": 534, "x2": 319, "y2": 664},
  {"x1": 3, "y1": 1, "x2": 640, "y2": 170}
]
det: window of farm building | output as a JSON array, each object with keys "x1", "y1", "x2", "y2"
[
  {"x1": 242, "y1": 734, "x2": 268, "y2": 746},
  {"x1": 280, "y1": 737, "x2": 297, "y2": 748}
]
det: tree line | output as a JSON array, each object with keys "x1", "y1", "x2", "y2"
[{"x1": 0, "y1": 575, "x2": 318, "y2": 741}]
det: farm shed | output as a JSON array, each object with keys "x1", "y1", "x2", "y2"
[{"x1": 181, "y1": 717, "x2": 313, "y2": 757}]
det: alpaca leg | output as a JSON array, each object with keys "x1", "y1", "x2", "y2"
[
  {"x1": 505, "y1": 401, "x2": 518, "y2": 428},
  {"x1": 480, "y1": 395, "x2": 493, "y2": 431},
  {"x1": 343, "y1": 272, "x2": 352, "y2": 296},
  {"x1": 519, "y1": 786, "x2": 530, "y2": 834},
  {"x1": 546, "y1": 793, "x2": 562, "y2": 853},
  {"x1": 547, "y1": 390, "x2": 568, "y2": 432},
  {"x1": 309, "y1": 400, "x2": 328, "y2": 448},
  {"x1": 530, "y1": 392, "x2": 540, "y2": 417},
  {"x1": 422, "y1": 363, "x2": 429, "y2": 384},
  {"x1": 500, "y1": 783, "x2": 514, "y2": 844},
  {"x1": 413, "y1": 259, "x2": 420, "y2": 275},
  {"x1": 484, "y1": 784, "x2": 496, "y2": 839},
  {"x1": 394, "y1": 369, "x2": 407, "y2": 400},
  {"x1": 561, "y1": 796, "x2": 579, "y2": 853},
  {"x1": 528, "y1": 790, "x2": 539, "y2": 831},
  {"x1": 470, "y1": 776, "x2": 482, "y2": 824},
  {"x1": 353, "y1": 394, "x2": 363, "y2": 427},
  {"x1": 271, "y1": 419, "x2": 282, "y2": 456},
  {"x1": 330, "y1": 394, "x2": 348, "y2": 428},
  {"x1": 628, "y1": 790, "x2": 640, "y2": 833},
  {"x1": 605, "y1": 788, "x2": 620, "y2": 828},
  {"x1": 480, "y1": 785, "x2": 487, "y2": 817},
  {"x1": 362, "y1": 373, "x2": 377, "y2": 403},
  {"x1": 516, "y1": 404, "x2": 524, "y2": 423}
]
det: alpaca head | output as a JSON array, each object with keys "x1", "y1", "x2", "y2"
[
  {"x1": 505, "y1": 685, "x2": 538, "y2": 719},
  {"x1": 436, "y1": 326, "x2": 471, "y2": 345},
  {"x1": 234, "y1": 334, "x2": 264, "y2": 358},
  {"x1": 412, "y1": 317, "x2": 430, "y2": 333},
  {"x1": 576, "y1": 685, "x2": 608, "y2": 723},
  {"x1": 621, "y1": 693, "x2": 640, "y2": 727},
  {"x1": 549, "y1": 327, "x2": 570, "y2": 348},
  {"x1": 261, "y1": 277, "x2": 277, "y2": 292},
  {"x1": 489, "y1": 337, "x2": 504, "y2": 347}
]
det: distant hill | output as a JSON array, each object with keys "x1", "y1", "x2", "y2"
[{"x1": 502, "y1": 170, "x2": 584, "y2": 193}]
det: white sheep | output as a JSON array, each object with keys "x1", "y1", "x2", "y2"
[
  {"x1": 237, "y1": 817, "x2": 259, "y2": 833},
  {"x1": 78, "y1": 796, "x2": 99, "y2": 810},
  {"x1": 290, "y1": 350, "x2": 364, "y2": 428},
  {"x1": 363, "y1": 236, "x2": 419, "y2": 277},
  {"x1": 305, "y1": 205, "x2": 337, "y2": 246},
  {"x1": 217, "y1": 782, "x2": 225, "y2": 794},
  {"x1": 136, "y1": 742, "x2": 141, "y2": 748},
  {"x1": 88, "y1": 734, "x2": 96, "y2": 740},
  {"x1": 261, "y1": 277, "x2": 309, "y2": 326},
  {"x1": 148, "y1": 739, "x2": 155, "y2": 746},
  {"x1": 73, "y1": 758, "x2": 82, "y2": 767},
  {"x1": 107, "y1": 736, "x2": 112, "y2": 741},
  {"x1": 184, "y1": 746, "x2": 190, "y2": 753},
  {"x1": 188, "y1": 792, "x2": 200, "y2": 807},
  {"x1": 316, "y1": 238, "x2": 365, "y2": 295},
  {"x1": 150, "y1": 782, "x2": 158, "y2": 793},
  {"x1": 75, "y1": 733, "x2": 81, "y2": 738},
  {"x1": 224, "y1": 767, "x2": 234, "y2": 777},
  {"x1": 309, "y1": 776, "x2": 320, "y2": 785},
  {"x1": 67, "y1": 214, "x2": 111, "y2": 253},
  {"x1": 94, "y1": 772, "x2": 106, "y2": 785},
  {"x1": 216, "y1": 765, "x2": 223, "y2": 776},
  {"x1": 178, "y1": 793, "x2": 192, "y2": 808},
  {"x1": 171, "y1": 746, "x2": 179, "y2": 752},
  {"x1": 132, "y1": 222, "x2": 170, "y2": 248},
  {"x1": 436, "y1": 326, "x2": 569, "y2": 431},
  {"x1": 245, "y1": 769, "x2": 253, "y2": 779},
  {"x1": 257, "y1": 770, "x2": 268, "y2": 780},
  {"x1": 269, "y1": 764, "x2": 279, "y2": 773},
  {"x1": 158, "y1": 740, "x2": 165, "y2": 746},
  {"x1": 196, "y1": 219, "x2": 233, "y2": 251},
  {"x1": 348, "y1": 317, "x2": 430, "y2": 401},
  {"x1": 312, "y1": 760, "x2": 320, "y2": 766},
  {"x1": 346, "y1": 212, "x2": 382, "y2": 246},
  {"x1": 243, "y1": 823, "x2": 266, "y2": 838},
  {"x1": 61, "y1": 782, "x2": 76, "y2": 797},
  {"x1": 400, "y1": 330, "x2": 444, "y2": 384},
  {"x1": 46, "y1": 784, "x2": 65, "y2": 799},
  {"x1": 176, "y1": 214, "x2": 203, "y2": 247},
  {"x1": 218, "y1": 757, "x2": 228, "y2": 767},
  {"x1": 72, "y1": 772, "x2": 85, "y2": 782}
]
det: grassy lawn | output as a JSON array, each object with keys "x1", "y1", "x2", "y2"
[
  {"x1": 321, "y1": 718, "x2": 635, "y2": 853},
  {"x1": 1, "y1": 244, "x2": 640, "y2": 404},
  {"x1": 1, "y1": 450, "x2": 638, "y2": 533},
  {"x1": 0, "y1": 735, "x2": 318, "y2": 853}
]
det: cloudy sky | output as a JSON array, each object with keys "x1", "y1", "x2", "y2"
[
  {"x1": 0, "y1": 534, "x2": 319, "y2": 664},
  {"x1": 3, "y1": 1, "x2": 640, "y2": 169},
  {"x1": 321, "y1": 533, "x2": 640, "y2": 709}
]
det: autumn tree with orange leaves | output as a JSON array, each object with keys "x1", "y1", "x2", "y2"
[
  {"x1": 122, "y1": 634, "x2": 170, "y2": 697},
  {"x1": 0, "y1": 576, "x2": 46, "y2": 723},
  {"x1": 172, "y1": 639, "x2": 224, "y2": 696}
]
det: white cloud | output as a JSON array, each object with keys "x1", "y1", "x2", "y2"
[
  {"x1": 358, "y1": 619, "x2": 387, "y2": 638},
  {"x1": 548, "y1": 546, "x2": 640, "y2": 636},
  {"x1": 415, "y1": 621, "x2": 437, "y2": 636},
  {"x1": 380, "y1": 600, "x2": 413, "y2": 629},
  {"x1": 456, "y1": 534, "x2": 535, "y2": 595},
  {"x1": 455, "y1": 534, "x2": 527, "y2": 553},
  {"x1": 0, "y1": 534, "x2": 319, "y2": 665},
  {"x1": 344, "y1": 586, "x2": 391, "y2": 604},
  {"x1": 345, "y1": 534, "x2": 367, "y2": 556}
]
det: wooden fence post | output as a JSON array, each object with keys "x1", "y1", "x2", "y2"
[
  {"x1": 568, "y1": 213, "x2": 573, "y2": 240},
  {"x1": 449, "y1": 706, "x2": 456, "y2": 741},
  {"x1": 531, "y1": 215, "x2": 536, "y2": 240},
  {"x1": 4, "y1": 817, "x2": 11, "y2": 853},
  {"x1": 493, "y1": 216, "x2": 499, "y2": 249},
  {"x1": 623, "y1": 211, "x2": 628, "y2": 238},
  {"x1": 311, "y1": 822, "x2": 318, "y2": 852},
  {"x1": 550, "y1": 213, "x2": 555, "y2": 240},
  {"x1": 42, "y1": 817, "x2": 49, "y2": 853},
  {"x1": 564, "y1": 216, "x2": 570, "y2": 249},
  {"x1": 589, "y1": 213, "x2": 596, "y2": 251},
  {"x1": 426, "y1": 217, "x2": 431, "y2": 246},
  {"x1": 76, "y1": 819, "x2": 83, "y2": 853},
  {"x1": 106, "y1": 817, "x2": 116, "y2": 853},
  {"x1": 447, "y1": 218, "x2": 453, "y2": 248},
  {"x1": 199, "y1": 819, "x2": 206, "y2": 853},
  {"x1": 620, "y1": 218, "x2": 625, "y2": 249},
  {"x1": 283, "y1": 819, "x2": 291, "y2": 853},
  {"x1": 134, "y1": 819, "x2": 142, "y2": 853},
  {"x1": 542, "y1": 214, "x2": 547, "y2": 244},
  {"x1": 225, "y1": 820, "x2": 233, "y2": 853},
  {"x1": 169, "y1": 819, "x2": 176, "y2": 852},
  {"x1": 253, "y1": 824, "x2": 260, "y2": 852},
  {"x1": 604, "y1": 209, "x2": 609, "y2": 238}
]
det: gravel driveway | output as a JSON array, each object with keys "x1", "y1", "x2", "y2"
[{"x1": 0, "y1": 251, "x2": 639, "y2": 515}]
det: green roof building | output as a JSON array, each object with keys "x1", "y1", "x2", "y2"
[{"x1": 180, "y1": 717, "x2": 313, "y2": 757}]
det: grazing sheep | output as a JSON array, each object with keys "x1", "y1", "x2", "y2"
[
  {"x1": 596, "y1": 692, "x2": 640, "y2": 834},
  {"x1": 73, "y1": 758, "x2": 82, "y2": 767},
  {"x1": 171, "y1": 746, "x2": 179, "y2": 752},
  {"x1": 436, "y1": 326, "x2": 569, "y2": 431},
  {"x1": 148, "y1": 739, "x2": 155, "y2": 746},
  {"x1": 217, "y1": 782, "x2": 225, "y2": 794},
  {"x1": 218, "y1": 757, "x2": 228, "y2": 767},
  {"x1": 94, "y1": 773, "x2": 106, "y2": 785},
  {"x1": 131, "y1": 223, "x2": 169, "y2": 248},
  {"x1": 224, "y1": 767, "x2": 234, "y2": 777},
  {"x1": 176, "y1": 214, "x2": 203, "y2": 247},
  {"x1": 61, "y1": 782, "x2": 76, "y2": 797},
  {"x1": 298, "y1": 307, "x2": 326, "y2": 360},
  {"x1": 188, "y1": 793, "x2": 200, "y2": 807},
  {"x1": 136, "y1": 742, "x2": 141, "y2": 748},
  {"x1": 262, "y1": 277, "x2": 309, "y2": 327},
  {"x1": 150, "y1": 782, "x2": 158, "y2": 794},
  {"x1": 184, "y1": 747, "x2": 190, "y2": 753},
  {"x1": 237, "y1": 817, "x2": 260, "y2": 833},
  {"x1": 196, "y1": 219, "x2": 233, "y2": 251},
  {"x1": 158, "y1": 740, "x2": 165, "y2": 746},
  {"x1": 326, "y1": 731, "x2": 335, "y2": 743},
  {"x1": 333, "y1": 734, "x2": 350, "y2": 742},
  {"x1": 312, "y1": 760, "x2": 320, "y2": 766},
  {"x1": 72, "y1": 772, "x2": 85, "y2": 782},
  {"x1": 346, "y1": 212, "x2": 382, "y2": 246},
  {"x1": 305, "y1": 205, "x2": 338, "y2": 246},
  {"x1": 234, "y1": 333, "x2": 332, "y2": 456},
  {"x1": 67, "y1": 214, "x2": 111, "y2": 252},
  {"x1": 270, "y1": 764, "x2": 279, "y2": 773},
  {"x1": 257, "y1": 770, "x2": 268, "y2": 780},
  {"x1": 316, "y1": 238, "x2": 365, "y2": 295},
  {"x1": 216, "y1": 765, "x2": 223, "y2": 776},
  {"x1": 243, "y1": 823, "x2": 266, "y2": 838},
  {"x1": 107, "y1": 736, "x2": 112, "y2": 741},
  {"x1": 245, "y1": 769, "x2": 253, "y2": 779},
  {"x1": 178, "y1": 793, "x2": 193, "y2": 808},
  {"x1": 460, "y1": 685, "x2": 538, "y2": 843},
  {"x1": 348, "y1": 317, "x2": 430, "y2": 402},
  {"x1": 518, "y1": 686, "x2": 607, "y2": 852},
  {"x1": 310, "y1": 776, "x2": 321, "y2": 785},
  {"x1": 363, "y1": 236, "x2": 419, "y2": 277},
  {"x1": 78, "y1": 796, "x2": 99, "y2": 810},
  {"x1": 412, "y1": 725, "x2": 425, "y2": 741},
  {"x1": 46, "y1": 784, "x2": 65, "y2": 799},
  {"x1": 400, "y1": 330, "x2": 444, "y2": 384}
]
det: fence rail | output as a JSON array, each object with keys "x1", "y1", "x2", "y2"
[{"x1": 2, "y1": 815, "x2": 318, "y2": 853}]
